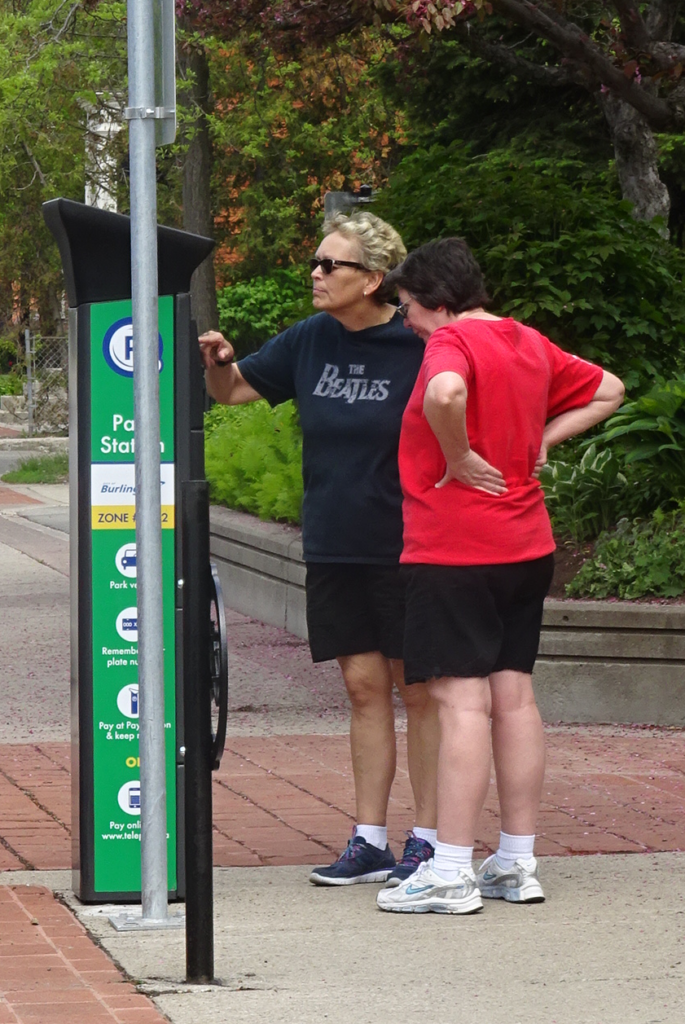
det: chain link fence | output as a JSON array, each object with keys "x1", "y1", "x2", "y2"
[
  {"x1": 0, "y1": 333, "x2": 68, "y2": 436},
  {"x1": 25, "y1": 334, "x2": 69, "y2": 435}
]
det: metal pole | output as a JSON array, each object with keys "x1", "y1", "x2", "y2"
[
  {"x1": 25, "y1": 329, "x2": 33, "y2": 438},
  {"x1": 127, "y1": 0, "x2": 168, "y2": 923},
  {"x1": 182, "y1": 480, "x2": 214, "y2": 982}
]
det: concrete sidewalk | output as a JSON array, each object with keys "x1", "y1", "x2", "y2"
[
  {"x1": 3, "y1": 854, "x2": 685, "y2": 1024},
  {"x1": 0, "y1": 480, "x2": 684, "y2": 1023}
]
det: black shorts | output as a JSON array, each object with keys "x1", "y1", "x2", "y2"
[
  {"x1": 402, "y1": 554, "x2": 555, "y2": 684},
  {"x1": 305, "y1": 563, "x2": 406, "y2": 663}
]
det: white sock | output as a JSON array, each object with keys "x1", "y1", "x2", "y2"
[
  {"x1": 412, "y1": 827, "x2": 437, "y2": 847},
  {"x1": 354, "y1": 824, "x2": 388, "y2": 851},
  {"x1": 495, "y1": 832, "x2": 535, "y2": 869},
  {"x1": 433, "y1": 841, "x2": 473, "y2": 880}
]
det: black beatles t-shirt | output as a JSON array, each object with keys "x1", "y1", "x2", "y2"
[{"x1": 238, "y1": 311, "x2": 423, "y2": 563}]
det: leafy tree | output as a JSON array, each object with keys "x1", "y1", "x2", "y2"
[
  {"x1": 191, "y1": 0, "x2": 685, "y2": 224},
  {"x1": 398, "y1": 0, "x2": 685, "y2": 224},
  {"x1": 376, "y1": 142, "x2": 685, "y2": 387},
  {"x1": 203, "y1": 27, "x2": 405, "y2": 277},
  {"x1": 0, "y1": 1, "x2": 128, "y2": 335},
  {"x1": 376, "y1": 30, "x2": 612, "y2": 163},
  {"x1": 177, "y1": 22, "x2": 218, "y2": 333}
]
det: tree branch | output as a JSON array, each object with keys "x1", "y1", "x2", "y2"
[
  {"x1": 451, "y1": 21, "x2": 582, "y2": 89},
  {"x1": 491, "y1": 0, "x2": 675, "y2": 128},
  {"x1": 21, "y1": 141, "x2": 47, "y2": 188},
  {"x1": 645, "y1": 0, "x2": 681, "y2": 40},
  {"x1": 43, "y1": 1, "x2": 80, "y2": 44},
  {"x1": 612, "y1": 0, "x2": 650, "y2": 51},
  {"x1": 665, "y1": 76, "x2": 685, "y2": 123},
  {"x1": 649, "y1": 40, "x2": 685, "y2": 68}
]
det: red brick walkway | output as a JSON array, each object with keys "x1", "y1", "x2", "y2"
[
  {"x1": 0, "y1": 729, "x2": 683, "y2": 1023},
  {"x1": 0, "y1": 886, "x2": 168, "y2": 1024},
  {"x1": 0, "y1": 728, "x2": 682, "y2": 872},
  {"x1": 0, "y1": 486, "x2": 40, "y2": 507}
]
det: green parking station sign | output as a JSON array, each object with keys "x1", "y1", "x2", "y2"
[
  {"x1": 89, "y1": 297, "x2": 177, "y2": 894},
  {"x1": 44, "y1": 198, "x2": 222, "y2": 925}
]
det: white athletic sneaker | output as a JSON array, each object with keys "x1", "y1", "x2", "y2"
[
  {"x1": 476, "y1": 854, "x2": 545, "y2": 903},
  {"x1": 376, "y1": 859, "x2": 483, "y2": 915}
]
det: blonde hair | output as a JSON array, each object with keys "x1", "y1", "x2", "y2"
[{"x1": 323, "y1": 211, "x2": 407, "y2": 275}]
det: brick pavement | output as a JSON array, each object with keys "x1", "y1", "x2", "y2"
[
  {"x1": 3, "y1": 491, "x2": 685, "y2": 1021},
  {"x1": 0, "y1": 576, "x2": 684, "y2": 1021},
  {"x1": 2, "y1": 729, "x2": 682, "y2": 1023},
  {"x1": 0, "y1": 886, "x2": 169, "y2": 1024},
  {"x1": 0, "y1": 486, "x2": 40, "y2": 507},
  {"x1": 0, "y1": 727, "x2": 682, "y2": 872}
]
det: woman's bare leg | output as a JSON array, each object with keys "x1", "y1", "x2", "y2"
[
  {"x1": 489, "y1": 669, "x2": 545, "y2": 836},
  {"x1": 427, "y1": 675, "x2": 492, "y2": 846},
  {"x1": 391, "y1": 660, "x2": 439, "y2": 829},
  {"x1": 337, "y1": 652, "x2": 396, "y2": 825}
]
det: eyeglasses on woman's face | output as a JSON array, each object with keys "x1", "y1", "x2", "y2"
[
  {"x1": 397, "y1": 301, "x2": 411, "y2": 318},
  {"x1": 309, "y1": 257, "x2": 368, "y2": 275}
]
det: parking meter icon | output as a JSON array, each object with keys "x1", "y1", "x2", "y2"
[
  {"x1": 117, "y1": 781, "x2": 141, "y2": 816},
  {"x1": 117, "y1": 684, "x2": 139, "y2": 719}
]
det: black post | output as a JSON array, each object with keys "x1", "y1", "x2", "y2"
[{"x1": 182, "y1": 479, "x2": 214, "y2": 982}]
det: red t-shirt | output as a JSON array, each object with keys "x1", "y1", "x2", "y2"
[{"x1": 399, "y1": 318, "x2": 604, "y2": 565}]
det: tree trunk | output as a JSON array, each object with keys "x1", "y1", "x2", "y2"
[
  {"x1": 179, "y1": 38, "x2": 218, "y2": 335},
  {"x1": 601, "y1": 93, "x2": 670, "y2": 228}
]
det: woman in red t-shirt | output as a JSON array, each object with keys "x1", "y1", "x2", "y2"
[{"x1": 376, "y1": 238, "x2": 624, "y2": 916}]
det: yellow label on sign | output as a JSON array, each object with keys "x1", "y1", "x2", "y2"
[{"x1": 91, "y1": 505, "x2": 175, "y2": 529}]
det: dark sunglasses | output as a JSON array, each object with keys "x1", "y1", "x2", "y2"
[{"x1": 309, "y1": 257, "x2": 368, "y2": 274}]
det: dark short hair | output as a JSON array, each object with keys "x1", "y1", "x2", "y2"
[{"x1": 384, "y1": 237, "x2": 490, "y2": 313}]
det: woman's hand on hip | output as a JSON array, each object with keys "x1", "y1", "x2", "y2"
[
  {"x1": 436, "y1": 450, "x2": 508, "y2": 495},
  {"x1": 532, "y1": 442, "x2": 548, "y2": 479}
]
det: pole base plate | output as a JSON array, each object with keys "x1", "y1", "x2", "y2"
[{"x1": 108, "y1": 909, "x2": 185, "y2": 932}]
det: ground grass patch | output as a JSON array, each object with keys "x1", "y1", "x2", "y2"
[{"x1": 2, "y1": 452, "x2": 69, "y2": 484}]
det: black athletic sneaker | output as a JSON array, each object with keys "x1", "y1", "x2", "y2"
[
  {"x1": 384, "y1": 832, "x2": 435, "y2": 888},
  {"x1": 309, "y1": 835, "x2": 396, "y2": 886}
]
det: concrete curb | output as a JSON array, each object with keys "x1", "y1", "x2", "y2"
[
  {"x1": 210, "y1": 505, "x2": 307, "y2": 639},
  {"x1": 210, "y1": 506, "x2": 685, "y2": 726},
  {"x1": 0, "y1": 435, "x2": 69, "y2": 448}
]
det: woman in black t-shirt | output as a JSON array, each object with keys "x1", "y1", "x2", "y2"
[{"x1": 200, "y1": 212, "x2": 439, "y2": 887}]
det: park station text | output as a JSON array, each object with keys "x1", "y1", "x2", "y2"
[{"x1": 100, "y1": 414, "x2": 166, "y2": 455}]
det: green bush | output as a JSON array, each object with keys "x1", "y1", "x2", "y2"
[
  {"x1": 567, "y1": 506, "x2": 685, "y2": 599},
  {"x1": 216, "y1": 270, "x2": 312, "y2": 359},
  {"x1": 0, "y1": 338, "x2": 19, "y2": 375},
  {"x1": 376, "y1": 145, "x2": 685, "y2": 389},
  {"x1": 0, "y1": 373, "x2": 22, "y2": 396},
  {"x1": 541, "y1": 375, "x2": 685, "y2": 537},
  {"x1": 205, "y1": 401, "x2": 303, "y2": 524},
  {"x1": 539, "y1": 444, "x2": 628, "y2": 544},
  {"x1": 591, "y1": 376, "x2": 685, "y2": 506}
]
